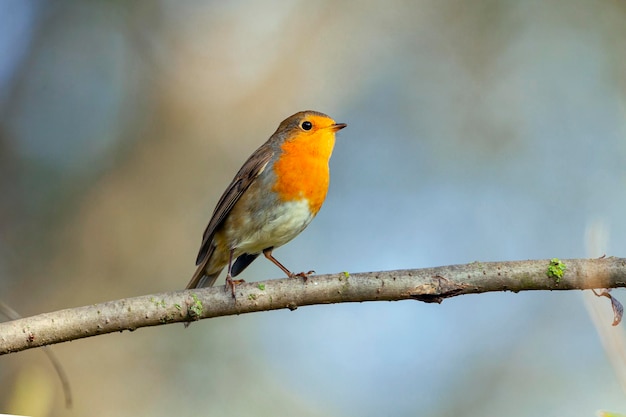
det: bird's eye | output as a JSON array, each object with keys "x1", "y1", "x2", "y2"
[{"x1": 301, "y1": 121, "x2": 313, "y2": 131}]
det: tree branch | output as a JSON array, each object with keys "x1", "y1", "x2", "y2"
[{"x1": 2, "y1": 257, "x2": 625, "y2": 355}]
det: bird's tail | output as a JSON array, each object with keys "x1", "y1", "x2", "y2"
[{"x1": 186, "y1": 263, "x2": 222, "y2": 289}]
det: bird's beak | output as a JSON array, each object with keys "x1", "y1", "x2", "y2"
[{"x1": 330, "y1": 123, "x2": 347, "y2": 132}]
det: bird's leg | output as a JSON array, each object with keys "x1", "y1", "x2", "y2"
[
  {"x1": 225, "y1": 248, "x2": 245, "y2": 298},
  {"x1": 263, "y1": 248, "x2": 313, "y2": 280}
]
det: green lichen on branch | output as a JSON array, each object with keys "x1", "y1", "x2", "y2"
[
  {"x1": 189, "y1": 294, "x2": 203, "y2": 319},
  {"x1": 150, "y1": 297, "x2": 166, "y2": 308},
  {"x1": 547, "y1": 258, "x2": 567, "y2": 283}
]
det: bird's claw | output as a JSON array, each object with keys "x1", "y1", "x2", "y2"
[
  {"x1": 225, "y1": 277, "x2": 245, "y2": 298},
  {"x1": 290, "y1": 270, "x2": 315, "y2": 282}
]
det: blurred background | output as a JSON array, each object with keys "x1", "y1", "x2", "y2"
[{"x1": 1, "y1": 0, "x2": 626, "y2": 416}]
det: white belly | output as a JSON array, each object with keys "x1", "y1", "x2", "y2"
[{"x1": 234, "y1": 199, "x2": 314, "y2": 254}]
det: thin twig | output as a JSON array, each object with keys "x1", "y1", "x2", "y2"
[{"x1": 0, "y1": 301, "x2": 73, "y2": 407}]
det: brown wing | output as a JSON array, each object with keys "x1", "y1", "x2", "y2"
[{"x1": 195, "y1": 144, "x2": 274, "y2": 265}]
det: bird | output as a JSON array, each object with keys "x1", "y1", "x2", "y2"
[{"x1": 186, "y1": 110, "x2": 347, "y2": 294}]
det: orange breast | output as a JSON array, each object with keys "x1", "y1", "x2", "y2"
[{"x1": 271, "y1": 129, "x2": 335, "y2": 214}]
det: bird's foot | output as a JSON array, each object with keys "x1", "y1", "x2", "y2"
[
  {"x1": 289, "y1": 270, "x2": 315, "y2": 282},
  {"x1": 225, "y1": 276, "x2": 245, "y2": 298}
]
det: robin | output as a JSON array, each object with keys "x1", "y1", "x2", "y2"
[{"x1": 186, "y1": 110, "x2": 347, "y2": 293}]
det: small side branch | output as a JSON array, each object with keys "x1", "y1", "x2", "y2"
[{"x1": 1, "y1": 257, "x2": 625, "y2": 355}]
